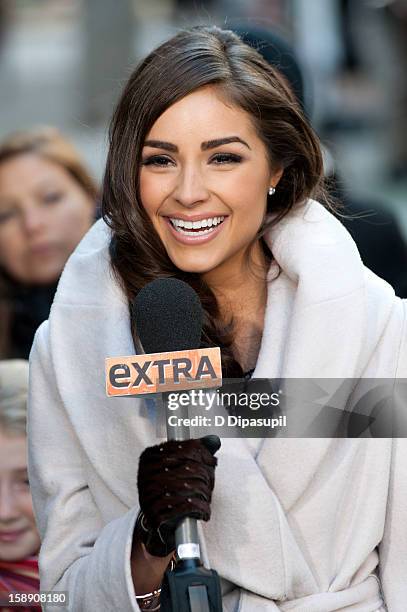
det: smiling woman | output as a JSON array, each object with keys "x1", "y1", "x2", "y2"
[
  {"x1": 27, "y1": 25, "x2": 406, "y2": 612},
  {"x1": 139, "y1": 88, "x2": 282, "y2": 281},
  {"x1": 104, "y1": 26, "x2": 325, "y2": 377}
]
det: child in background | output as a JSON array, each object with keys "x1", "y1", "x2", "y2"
[{"x1": 0, "y1": 360, "x2": 40, "y2": 612}]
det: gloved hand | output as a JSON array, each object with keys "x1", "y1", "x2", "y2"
[{"x1": 136, "y1": 435, "x2": 221, "y2": 557}]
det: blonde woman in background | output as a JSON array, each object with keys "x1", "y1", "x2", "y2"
[
  {"x1": 0, "y1": 128, "x2": 98, "y2": 359},
  {"x1": 0, "y1": 360, "x2": 41, "y2": 612}
]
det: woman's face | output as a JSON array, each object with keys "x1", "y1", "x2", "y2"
[
  {"x1": 140, "y1": 86, "x2": 282, "y2": 284},
  {"x1": 0, "y1": 153, "x2": 94, "y2": 285},
  {"x1": 0, "y1": 428, "x2": 40, "y2": 561}
]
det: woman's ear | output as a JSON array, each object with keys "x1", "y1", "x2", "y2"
[{"x1": 270, "y1": 167, "x2": 284, "y2": 189}]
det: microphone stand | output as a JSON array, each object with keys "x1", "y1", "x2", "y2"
[{"x1": 159, "y1": 392, "x2": 223, "y2": 612}]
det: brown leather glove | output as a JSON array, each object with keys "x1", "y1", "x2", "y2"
[{"x1": 136, "y1": 435, "x2": 221, "y2": 557}]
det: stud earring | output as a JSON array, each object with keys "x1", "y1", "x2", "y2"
[{"x1": 268, "y1": 186, "x2": 276, "y2": 196}]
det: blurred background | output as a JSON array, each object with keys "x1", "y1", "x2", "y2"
[
  {"x1": 1, "y1": 0, "x2": 407, "y2": 214},
  {"x1": 0, "y1": 0, "x2": 406, "y2": 211},
  {"x1": 0, "y1": 0, "x2": 407, "y2": 360}
]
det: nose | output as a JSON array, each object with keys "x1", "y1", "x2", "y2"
[
  {"x1": 172, "y1": 165, "x2": 210, "y2": 208},
  {"x1": 21, "y1": 205, "x2": 47, "y2": 236},
  {"x1": 0, "y1": 486, "x2": 19, "y2": 523}
]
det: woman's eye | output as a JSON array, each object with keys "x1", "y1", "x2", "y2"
[
  {"x1": 43, "y1": 191, "x2": 63, "y2": 204},
  {"x1": 141, "y1": 155, "x2": 174, "y2": 167},
  {"x1": 210, "y1": 153, "x2": 242, "y2": 165},
  {"x1": 0, "y1": 209, "x2": 16, "y2": 223}
]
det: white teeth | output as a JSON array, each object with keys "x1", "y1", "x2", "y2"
[
  {"x1": 176, "y1": 227, "x2": 214, "y2": 236},
  {"x1": 169, "y1": 216, "x2": 225, "y2": 232}
]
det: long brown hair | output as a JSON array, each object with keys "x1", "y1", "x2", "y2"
[{"x1": 102, "y1": 26, "x2": 327, "y2": 376}]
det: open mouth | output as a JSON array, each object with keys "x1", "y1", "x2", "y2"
[{"x1": 169, "y1": 216, "x2": 226, "y2": 237}]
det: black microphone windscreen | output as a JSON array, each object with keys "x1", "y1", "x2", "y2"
[{"x1": 131, "y1": 278, "x2": 203, "y2": 353}]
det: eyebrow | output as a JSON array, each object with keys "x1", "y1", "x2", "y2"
[
  {"x1": 202, "y1": 137, "x2": 251, "y2": 150},
  {"x1": 143, "y1": 136, "x2": 251, "y2": 152}
]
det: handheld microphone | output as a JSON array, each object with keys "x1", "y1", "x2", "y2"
[
  {"x1": 105, "y1": 279, "x2": 222, "y2": 610},
  {"x1": 131, "y1": 277, "x2": 203, "y2": 354},
  {"x1": 131, "y1": 278, "x2": 219, "y2": 560},
  {"x1": 105, "y1": 278, "x2": 222, "y2": 397},
  {"x1": 131, "y1": 278, "x2": 223, "y2": 612}
]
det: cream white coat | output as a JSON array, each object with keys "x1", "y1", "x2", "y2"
[{"x1": 28, "y1": 200, "x2": 407, "y2": 611}]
